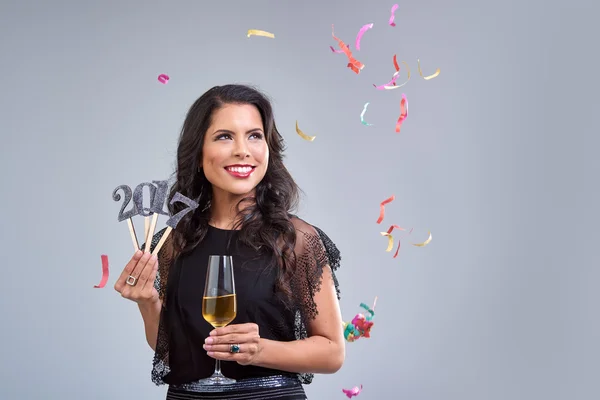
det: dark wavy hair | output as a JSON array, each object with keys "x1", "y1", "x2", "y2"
[{"x1": 167, "y1": 84, "x2": 300, "y2": 302}]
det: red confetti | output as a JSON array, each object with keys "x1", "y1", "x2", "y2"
[
  {"x1": 94, "y1": 255, "x2": 109, "y2": 288},
  {"x1": 395, "y1": 93, "x2": 408, "y2": 133},
  {"x1": 376, "y1": 195, "x2": 395, "y2": 224},
  {"x1": 393, "y1": 239, "x2": 401, "y2": 258},
  {"x1": 385, "y1": 224, "x2": 407, "y2": 235}
]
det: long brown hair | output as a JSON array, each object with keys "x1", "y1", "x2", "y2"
[{"x1": 166, "y1": 84, "x2": 300, "y2": 302}]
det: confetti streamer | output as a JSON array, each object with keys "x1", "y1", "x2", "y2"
[
  {"x1": 360, "y1": 102, "x2": 373, "y2": 126},
  {"x1": 376, "y1": 195, "x2": 395, "y2": 224},
  {"x1": 329, "y1": 44, "x2": 350, "y2": 53},
  {"x1": 94, "y1": 255, "x2": 109, "y2": 288},
  {"x1": 393, "y1": 239, "x2": 401, "y2": 258},
  {"x1": 342, "y1": 385, "x2": 363, "y2": 398},
  {"x1": 247, "y1": 29, "x2": 275, "y2": 38},
  {"x1": 355, "y1": 23, "x2": 373, "y2": 50},
  {"x1": 331, "y1": 24, "x2": 365, "y2": 74},
  {"x1": 412, "y1": 231, "x2": 432, "y2": 247},
  {"x1": 417, "y1": 59, "x2": 440, "y2": 80},
  {"x1": 157, "y1": 74, "x2": 169, "y2": 84},
  {"x1": 389, "y1": 4, "x2": 399, "y2": 26},
  {"x1": 384, "y1": 224, "x2": 407, "y2": 234},
  {"x1": 374, "y1": 55, "x2": 411, "y2": 89},
  {"x1": 380, "y1": 232, "x2": 394, "y2": 252},
  {"x1": 295, "y1": 121, "x2": 316, "y2": 141},
  {"x1": 395, "y1": 93, "x2": 408, "y2": 133},
  {"x1": 343, "y1": 297, "x2": 377, "y2": 342}
]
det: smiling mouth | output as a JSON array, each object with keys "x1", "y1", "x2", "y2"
[
  {"x1": 225, "y1": 165, "x2": 255, "y2": 173},
  {"x1": 224, "y1": 165, "x2": 256, "y2": 177}
]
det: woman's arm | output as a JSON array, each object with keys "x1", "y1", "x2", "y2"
[
  {"x1": 138, "y1": 300, "x2": 162, "y2": 351},
  {"x1": 252, "y1": 265, "x2": 345, "y2": 373}
]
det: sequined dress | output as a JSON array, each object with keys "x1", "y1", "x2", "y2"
[{"x1": 145, "y1": 216, "x2": 342, "y2": 400}]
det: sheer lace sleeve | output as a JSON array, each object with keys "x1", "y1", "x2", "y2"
[
  {"x1": 142, "y1": 227, "x2": 173, "y2": 302},
  {"x1": 141, "y1": 228, "x2": 174, "y2": 385},
  {"x1": 289, "y1": 218, "x2": 342, "y2": 384}
]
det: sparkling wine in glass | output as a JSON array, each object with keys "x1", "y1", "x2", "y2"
[{"x1": 197, "y1": 255, "x2": 237, "y2": 385}]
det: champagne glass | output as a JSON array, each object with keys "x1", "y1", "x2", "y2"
[{"x1": 198, "y1": 255, "x2": 237, "y2": 385}]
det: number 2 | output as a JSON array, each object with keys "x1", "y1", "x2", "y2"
[{"x1": 112, "y1": 185, "x2": 138, "y2": 221}]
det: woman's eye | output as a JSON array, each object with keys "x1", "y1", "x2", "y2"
[
  {"x1": 216, "y1": 134, "x2": 232, "y2": 140},
  {"x1": 250, "y1": 133, "x2": 263, "y2": 140}
]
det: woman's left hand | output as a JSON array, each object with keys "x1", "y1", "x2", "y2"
[{"x1": 204, "y1": 323, "x2": 261, "y2": 365}]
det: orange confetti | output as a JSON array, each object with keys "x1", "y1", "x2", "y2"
[{"x1": 331, "y1": 24, "x2": 365, "y2": 74}]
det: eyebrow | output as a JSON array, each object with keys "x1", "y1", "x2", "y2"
[{"x1": 212, "y1": 128, "x2": 263, "y2": 136}]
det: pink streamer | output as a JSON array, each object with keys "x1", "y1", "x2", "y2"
[
  {"x1": 342, "y1": 385, "x2": 363, "y2": 398},
  {"x1": 355, "y1": 23, "x2": 373, "y2": 50},
  {"x1": 373, "y1": 70, "x2": 400, "y2": 90},
  {"x1": 94, "y1": 255, "x2": 109, "y2": 288},
  {"x1": 157, "y1": 74, "x2": 169, "y2": 84},
  {"x1": 389, "y1": 4, "x2": 399, "y2": 26}
]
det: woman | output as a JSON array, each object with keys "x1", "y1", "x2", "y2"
[{"x1": 114, "y1": 84, "x2": 345, "y2": 399}]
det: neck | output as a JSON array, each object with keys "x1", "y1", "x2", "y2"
[{"x1": 209, "y1": 188, "x2": 255, "y2": 229}]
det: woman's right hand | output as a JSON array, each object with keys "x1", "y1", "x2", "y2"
[{"x1": 114, "y1": 250, "x2": 159, "y2": 305}]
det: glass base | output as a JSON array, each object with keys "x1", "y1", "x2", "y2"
[{"x1": 196, "y1": 372, "x2": 236, "y2": 385}]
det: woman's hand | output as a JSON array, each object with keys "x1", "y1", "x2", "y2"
[
  {"x1": 203, "y1": 323, "x2": 261, "y2": 366},
  {"x1": 114, "y1": 250, "x2": 159, "y2": 306}
]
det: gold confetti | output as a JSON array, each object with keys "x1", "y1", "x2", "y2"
[
  {"x1": 295, "y1": 121, "x2": 316, "y2": 141},
  {"x1": 380, "y1": 232, "x2": 394, "y2": 252},
  {"x1": 247, "y1": 29, "x2": 275, "y2": 39},
  {"x1": 412, "y1": 231, "x2": 432, "y2": 247},
  {"x1": 417, "y1": 59, "x2": 440, "y2": 80}
]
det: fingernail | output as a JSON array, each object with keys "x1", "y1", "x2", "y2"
[
  {"x1": 152, "y1": 255, "x2": 158, "y2": 261},
  {"x1": 205, "y1": 337, "x2": 213, "y2": 344},
  {"x1": 135, "y1": 250, "x2": 142, "y2": 256},
  {"x1": 207, "y1": 351, "x2": 214, "y2": 356},
  {"x1": 209, "y1": 330, "x2": 216, "y2": 336}
]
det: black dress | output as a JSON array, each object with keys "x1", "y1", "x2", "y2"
[{"x1": 145, "y1": 217, "x2": 342, "y2": 400}]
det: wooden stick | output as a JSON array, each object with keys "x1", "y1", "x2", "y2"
[
  {"x1": 127, "y1": 218, "x2": 139, "y2": 251},
  {"x1": 144, "y1": 213, "x2": 159, "y2": 252},
  {"x1": 151, "y1": 226, "x2": 172, "y2": 256},
  {"x1": 144, "y1": 216, "x2": 149, "y2": 243}
]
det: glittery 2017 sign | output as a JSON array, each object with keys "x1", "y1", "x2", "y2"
[{"x1": 112, "y1": 181, "x2": 198, "y2": 255}]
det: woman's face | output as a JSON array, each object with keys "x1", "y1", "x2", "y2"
[{"x1": 201, "y1": 103, "x2": 269, "y2": 198}]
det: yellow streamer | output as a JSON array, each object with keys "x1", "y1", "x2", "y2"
[
  {"x1": 412, "y1": 231, "x2": 432, "y2": 247},
  {"x1": 417, "y1": 59, "x2": 440, "y2": 80},
  {"x1": 380, "y1": 232, "x2": 394, "y2": 252},
  {"x1": 295, "y1": 121, "x2": 316, "y2": 141},
  {"x1": 247, "y1": 29, "x2": 275, "y2": 39}
]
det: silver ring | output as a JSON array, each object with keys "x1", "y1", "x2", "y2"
[
  {"x1": 126, "y1": 275, "x2": 138, "y2": 286},
  {"x1": 229, "y1": 344, "x2": 240, "y2": 353}
]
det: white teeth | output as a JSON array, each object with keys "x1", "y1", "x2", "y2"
[{"x1": 226, "y1": 166, "x2": 252, "y2": 174}]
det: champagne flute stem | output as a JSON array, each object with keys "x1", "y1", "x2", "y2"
[{"x1": 214, "y1": 359, "x2": 222, "y2": 376}]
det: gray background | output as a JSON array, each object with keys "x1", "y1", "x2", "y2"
[{"x1": 0, "y1": 0, "x2": 598, "y2": 399}]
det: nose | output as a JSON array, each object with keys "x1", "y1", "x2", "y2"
[{"x1": 233, "y1": 140, "x2": 250, "y2": 158}]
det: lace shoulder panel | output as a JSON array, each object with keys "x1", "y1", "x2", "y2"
[
  {"x1": 288, "y1": 218, "x2": 342, "y2": 385},
  {"x1": 289, "y1": 217, "x2": 342, "y2": 324}
]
